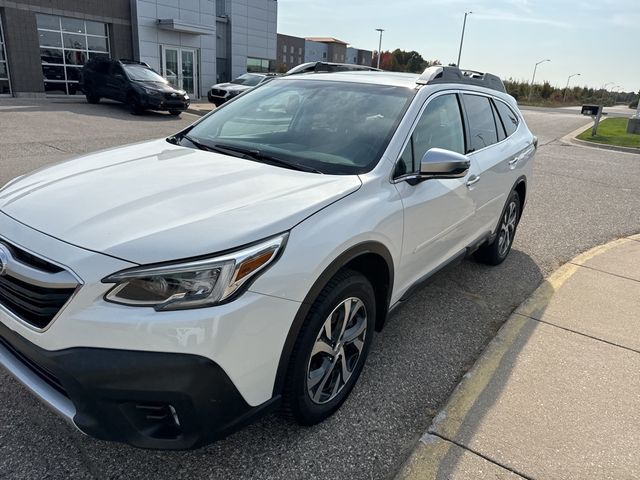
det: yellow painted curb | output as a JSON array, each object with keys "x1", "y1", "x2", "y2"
[{"x1": 395, "y1": 235, "x2": 637, "y2": 480}]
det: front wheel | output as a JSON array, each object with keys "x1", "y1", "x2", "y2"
[
  {"x1": 128, "y1": 95, "x2": 144, "y2": 115},
  {"x1": 85, "y1": 91, "x2": 100, "y2": 104},
  {"x1": 169, "y1": 110, "x2": 182, "y2": 116},
  {"x1": 282, "y1": 270, "x2": 375, "y2": 425},
  {"x1": 475, "y1": 190, "x2": 521, "y2": 265}
]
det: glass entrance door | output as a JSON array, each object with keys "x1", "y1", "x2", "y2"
[
  {"x1": 162, "y1": 46, "x2": 197, "y2": 97},
  {"x1": 180, "y1": 49, "x2": 195, "y2": 97}
]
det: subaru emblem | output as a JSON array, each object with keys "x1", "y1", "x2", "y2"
[
  {"x1": 0, "y1": 244, "x2": 8, "y2": 276},
  {"x1": 171, "y1": 92, "x2": 177, "y2": 97}
]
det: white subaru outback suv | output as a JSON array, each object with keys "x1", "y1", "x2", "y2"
[{"x1": 0, "y1": 65, "x2": 536, "y2": 449}]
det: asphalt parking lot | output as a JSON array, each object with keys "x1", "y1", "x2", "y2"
[{"x1": 1, "y1": 99, "x2": 639, "y2": 479}]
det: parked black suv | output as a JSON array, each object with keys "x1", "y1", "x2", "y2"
[{"x1": 81, "y1": 59, "x2": 190, "y2": 115}]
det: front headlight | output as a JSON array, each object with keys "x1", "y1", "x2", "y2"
[
  {"x1": 103, "y1": 233, "x2": 287, "y2": 310},
  {"x1": 143, "y1": 87, "x2": 162, "y2": 96}
]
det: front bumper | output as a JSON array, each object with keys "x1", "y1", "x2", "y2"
[
  {"x1": 143, "y1": 96, "x2": 190, "y2": 112},
  {"x1": 0, "y1": 320, "x2": 278, "y2": 449},
  {"x1": 208, "y1": 90, "x2": 230, "y2": 106}
]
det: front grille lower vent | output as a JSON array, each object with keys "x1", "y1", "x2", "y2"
[
  {"x1": 0, "y1": 335, "x2": 68, "y2": 397},
  {"x1": 0, "y1": 275, "x2": 76, "y2": 329},
  {"x1": 0, "y1": 240, "x2": 79, "y2": 329}
]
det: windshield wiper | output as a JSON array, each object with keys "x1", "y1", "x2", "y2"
[
  {"x1": 178, "y1": 135, "x2": 248, "y2": 159},
  {"x1": 211, "y1": 143, "x2": 323, "y2": 174},
  {"x1": 177, "y1": 135, "x2": 322, "y2": 174}
]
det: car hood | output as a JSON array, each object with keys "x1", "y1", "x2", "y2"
[
  {"x1": 136, "y1": 81, "x2": 185, "y2": 95},
  {"x1": 211, "y1": 83, "x2": 251, "y2": 92},
  {"x1": 0, "y1": 139, "x2": 361, "y2": 264}
]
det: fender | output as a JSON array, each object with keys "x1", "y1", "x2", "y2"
[
  {"x1": 489, "y1": 175, "x2": 527, "y2": 243},
  {"x1": 271, "y1": 241, "x2": 394, "y2": 396}
]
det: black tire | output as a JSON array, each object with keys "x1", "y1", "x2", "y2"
[
  {"x1": 128, "y1": 94, "x2": 144, "y2": 115},
  {"x1": 474, "y1": 190, "x2": 521, "y2": 265},
  {"x1": 169, "y1": 110, "x2": 182, "y2": 116},
  {"x1": 281, "y1": 269, "x2": 376, "y2": 425},
  {"x1": 85, "y1": 91, "x2": 100, "y2": 104}
]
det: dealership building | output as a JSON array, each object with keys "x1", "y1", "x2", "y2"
[{"x1": 0, "y1": 0, "x2": 277, "y2": 98}]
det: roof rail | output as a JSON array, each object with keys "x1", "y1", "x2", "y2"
[
  {"x1": 285, "y1": 62, "x2": 381, "y2": 76},
  {"x1": 119, "y1": 59, "x2": 150, "y2": 68},
  {"x1": 417, "y1": 66, "x2": 506, "y2": 93}
]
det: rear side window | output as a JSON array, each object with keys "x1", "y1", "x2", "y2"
[
  {"x1": 494, "y1": 100, "x2": 519, "y2": 137},
  {"x1": 491, "y1": 101, "x2": 506, "y2": 142},
  {"x1": 395, "y1": 93, "x2": 465, "y2": 176},
  {"x1": 462, "y1": 94, "x2": 497, "y2": 152}
]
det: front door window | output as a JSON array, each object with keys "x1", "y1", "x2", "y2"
[{"x1": 162, "y1": 46, "x2": 197, "y2": 97}]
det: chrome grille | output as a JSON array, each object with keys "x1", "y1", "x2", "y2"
[
  {"x1": 0, "y1": 241, "x2": 79, "y2": 330},
  {"x1": 163, "y1": 92, "x2": 186, "y2": 101}
]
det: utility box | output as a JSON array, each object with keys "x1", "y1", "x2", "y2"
[
  {"x1": 581, "y1": 105, "x2": 601, "y2": 116},
  {"x1": 627, "y1": 118, "x2": 640, "y2": 135}
]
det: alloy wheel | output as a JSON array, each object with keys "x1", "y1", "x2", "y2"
[
  {"x1": 497, "y1": 200, "x2": 518, "y2": 257},
  {"x1": 306, "y1": 297, "x2": 368, "y2": 404}
]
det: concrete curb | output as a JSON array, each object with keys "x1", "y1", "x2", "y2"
[
  {"x1": 185, "y1": 103, "x2": 215, "y2": 117},
  {"x1": 560, "y1": 122, "x2": 640, "y2": 156},
  {"x1": 185, "y1": 108, "x2": 210, "y2": 117},
  {"x1": 395, "y1": 235, "x2": 639, "y2": 480}
]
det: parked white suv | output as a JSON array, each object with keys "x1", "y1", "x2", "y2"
[{"x1": 0, "y1": 65, "x2": 536, "y2": 449}]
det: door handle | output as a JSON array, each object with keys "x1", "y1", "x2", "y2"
[
  {"x1": 466, "y1": 175, "x2": 480, "y2": 187},
  {"x1": 508, "y1": 156, "x2": 519, "y2": 167}
]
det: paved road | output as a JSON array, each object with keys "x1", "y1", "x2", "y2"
[{"x1": 1, "y1": 100, "x2": 639, "y2": 480}]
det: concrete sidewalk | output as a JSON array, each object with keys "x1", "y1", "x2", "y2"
[{"x1": 397, "y1": 234, "x2": 640, "y2": 480}]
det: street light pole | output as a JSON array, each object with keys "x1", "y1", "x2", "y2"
[
  {"x1": 563, "y1": 73, "x2": 580, "y2": 102},
  {"x1": 375, "y1": 28, "x2": 384, "y2": 69},
  {"x1": 610, "y1": 85, "x2": 621, "y2": 105},
  {"x1": 601, "y1": 82, "x2": 614, "y2": 105},
  {"x1": 528, "y1": 59, "x2": 550, "y2": 101},
  {"x1": 456, "y1": 11, "x2": 472, "y2": 67}
]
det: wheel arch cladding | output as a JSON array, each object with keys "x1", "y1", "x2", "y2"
[
  {"x1": 272, "y1": 242, "x2": 394, "y2": 396},
  {"x1": 509, "y1": 175, "x2": 527, "y2": 221},
  {"x1": 514, "y1": 177, "x2": 526, "y2": 211}
]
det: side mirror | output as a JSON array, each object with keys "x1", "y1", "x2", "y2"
[{"x1": 419, "y1": 148, "x2": 470, "y2": 180}]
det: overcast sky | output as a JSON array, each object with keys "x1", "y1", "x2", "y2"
[{"x1": 278, "y1": 0, "x2": 639, "y2": 93}]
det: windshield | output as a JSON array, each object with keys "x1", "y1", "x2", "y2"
[
  {"x1": 184, "y1": 79, "x2": 415, "y2": 174},
  {"x1": 124, "y1": 65, "x2": 168, "y2": 83},
  {"x1": 231, "y1": 74, "x2": 264, "y2": 86}
]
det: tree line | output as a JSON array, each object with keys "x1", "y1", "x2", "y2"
[
  {"x1": 372, "y1": 50, "x2": 639, "y2": 108},
  {"x1": 503, "y1": 79, "x2": 638, "y2": 107}
]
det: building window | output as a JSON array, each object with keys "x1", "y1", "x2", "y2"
[
  {"x1": 298, "y1": 56, "x2": 302, "y2": 64},
  {"x1": 298, "y1": 47, "x2": 302, "y2": 55},
  {"x1": 282, "y1": 54, "x2": 286, "y2": 63},
  {"x1": 36, "y1": 13, "x2": 110, "y2": 95},
  {"x1": 282, "y1": 45, "x2": 286, "y2": 53},
  {"x1": 322, "y1": 52, "x2": 327, "y2": 59},
  {"x1": 290, "y1": 46, "x2": 294, "y2": 53},
  {"x1": 0, "y1": 13, "x2": 10, "y2": 94},
  {"x1": 247, "y1": 57, "x2": 270, "y2": 73}
]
